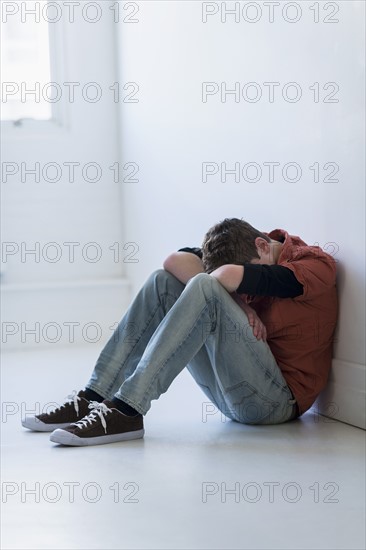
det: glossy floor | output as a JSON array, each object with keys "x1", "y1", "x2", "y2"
[{"x1": 1, "y1": 346, "x2": 365, "y2": 550}]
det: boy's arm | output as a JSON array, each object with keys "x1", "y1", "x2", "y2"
[
  {"x1": 210, "y1": 265, "x2": 244, "y2": 292},
  {"x1": 211, "y1": 264, "x2": 303, "y2": 297},
  {"x1": 163, "y1": 252, "x2": 204, "y2": 284}
]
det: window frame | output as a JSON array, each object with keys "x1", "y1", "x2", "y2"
[{"x1": 1, "y1": 17, "x2": 68, "y2": 137}]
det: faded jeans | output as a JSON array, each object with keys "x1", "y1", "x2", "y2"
[{"x1": 86, "y1": 270, "x2": 298, "y2": 424}]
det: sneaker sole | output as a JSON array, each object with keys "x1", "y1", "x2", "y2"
[
  {"x1": 22, "y1": 418, "x2": 72, "y2": 432},
  {"x1": 50, "y1": 428, "x2": 145, "y2": 446}
]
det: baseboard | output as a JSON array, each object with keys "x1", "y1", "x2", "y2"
[
  {"x1": 314, "y1": 358, "x2": 366, "y2": 430},
  {"x1": 1, "y1": 278, "x2": 132, "y2": 350}
]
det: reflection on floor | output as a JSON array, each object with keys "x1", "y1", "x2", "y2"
[{"x1": 1, "y1": 346, "x2": 365, "y2": 550}]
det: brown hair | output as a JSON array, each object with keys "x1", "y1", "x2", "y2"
[{"x1": 201, "y1": 218, "x2": 271, "y2": 273}]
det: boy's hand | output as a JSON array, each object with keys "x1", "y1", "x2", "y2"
[
  {"x1": 211, "y1": 266, "x2": 267, "y2": 341},
  {"x1": 230, "y1": 293, "x2": 267, "y2": 341},
  {"x1": 210, "y1": 264, "x2": 244, "y2": 293}
]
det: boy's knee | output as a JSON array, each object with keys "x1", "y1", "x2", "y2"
[
  {"x1": 189, "y1": 272, "x2": 211, "y2": 284},
  {"x1": 187, "y1": 272, "x2": 220, "y2": 293},
  {"x1": 145, "y1": 268, "x2": 169, "y2": 288},
  {"x1": 148, "y1": 268, "x2": 185, "y2": 291},
  {"x1": 151, "y1": 268, "x2": 166, "y2": 279}
]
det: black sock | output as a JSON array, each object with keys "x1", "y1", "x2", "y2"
[
  {"x1": 111, "y1": 397, "x2": 140, "y2": 416},
  {"x1": 84, "y1": 388, "x2": 104, "y2": 402}
]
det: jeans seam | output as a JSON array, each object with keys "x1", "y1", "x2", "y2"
[
  {"x1": 103, "y1": 302, "x2": 160, "y2": 394},
  {"x1": 104, "y1": 292, "x2": 177, "y2": 394},
  {"x1": 137, "y1": 303, "x2": 211, "y2": 409},
  {"x1": 221, "y1": 310, "x2": 285, "y2": 392}
]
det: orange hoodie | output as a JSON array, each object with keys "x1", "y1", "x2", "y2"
[{"x1": 246, "y1": 229, "x2": 338, "y2": 414}]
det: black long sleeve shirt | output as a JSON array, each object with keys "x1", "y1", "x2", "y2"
[{"x1": 177, "y1": 247, "x2": 303, "y2": 298}]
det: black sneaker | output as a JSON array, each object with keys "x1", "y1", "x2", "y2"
[
  {"x1": 21, "y1": 390, "x2": 92, "y2": 432},
  {"x1": 49, "y1": 401, "x2": 144, "y2": 446}
]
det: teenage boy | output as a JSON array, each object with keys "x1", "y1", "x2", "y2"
[{"x1": 22, "y1": 218, "x2": 337, "y2": 446}]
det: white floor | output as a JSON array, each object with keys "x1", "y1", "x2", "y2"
[{"x1": 1, "y1": 346, "x2": 365, "y2": 550}]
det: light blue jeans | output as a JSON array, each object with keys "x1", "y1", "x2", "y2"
[{"x1": 86, "y1": 270, "x2": 298, "y2": 424}]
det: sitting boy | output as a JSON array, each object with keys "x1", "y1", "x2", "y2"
[{"x1": 22, "y1": 218, "x2": 338, "y2": 446}]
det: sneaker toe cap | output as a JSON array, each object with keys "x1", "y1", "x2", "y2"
[
  {"x1": 50, "y1": 428, "x2": 85, "y2": 446},
  {"x1": 22, "y1": 417, "x2": 52, "y2": 432},
  {"x1": 22, "y1": 417, "x2": 71, "y2": 432}
]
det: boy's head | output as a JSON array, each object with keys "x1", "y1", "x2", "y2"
[{"x1": 202, "y1": 218, "x2": 271, "y2": 273}]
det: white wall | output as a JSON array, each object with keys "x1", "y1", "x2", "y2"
[
  {"x1": 1, "y1": 5, "x2": 131, "y2": 349},
  {"x1": 117, "y1": 1, "x2": 365, "y2": 427}
]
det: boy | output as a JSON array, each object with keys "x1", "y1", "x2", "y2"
[{"x1": 22, "y1": 218, "x2": 338, "y2": 446}]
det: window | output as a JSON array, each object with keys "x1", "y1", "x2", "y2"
[
  {"x1": 1, "y1": 15, "x2": 53, "y2": 122},
  {"x1": 1, "y1": 7, "x2": 65, "y2": 133}
]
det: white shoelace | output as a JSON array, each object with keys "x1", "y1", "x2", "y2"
[
  {"x1": 72, "y1": 402, "x2": 112, "y2": 434},
  {"x1": 66, "y1": 391, "x2": 82, "y2": 415},
  {"x1": 52, "y1": 390, "x2": 81, "y2": 415}
]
